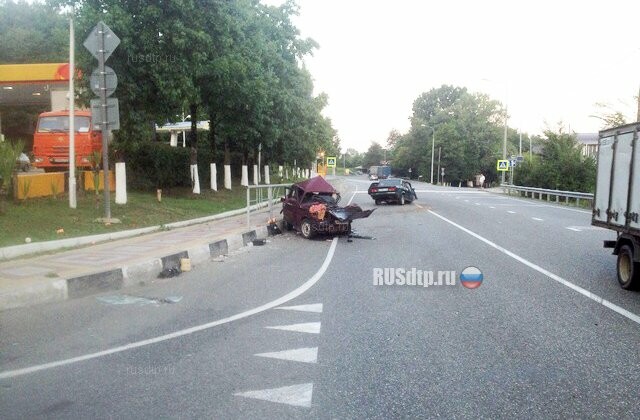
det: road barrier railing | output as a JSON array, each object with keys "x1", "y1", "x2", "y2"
[
  {"x1": 246, "y1": 183, "x2": 290, "y2": 227},
  {"x1": 501, "y1": 184, "x2": 594, "y2": 208}
]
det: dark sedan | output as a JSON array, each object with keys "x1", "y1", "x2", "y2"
[{"x1": 368, "y1": 178, "x2": 417, "y2": 205}]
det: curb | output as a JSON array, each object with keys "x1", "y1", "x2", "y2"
[{"x1": 1, "y1": 225, "x2": 275, "y2": 311}]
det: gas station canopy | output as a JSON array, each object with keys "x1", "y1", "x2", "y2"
[{"x1": 0, "y1": 63, "x2": 71, "y2": 107}]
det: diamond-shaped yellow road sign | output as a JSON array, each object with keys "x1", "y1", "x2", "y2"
[{"x1": 497, "y1": 160, "x2": 509, "y2": 171}]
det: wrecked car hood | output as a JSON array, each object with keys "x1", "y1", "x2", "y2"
[{"x1": 327, "y1": 204, "x2": 375, "y2": 222}]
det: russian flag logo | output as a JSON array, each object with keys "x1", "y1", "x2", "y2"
[{"x1": 460, "y1": 266, "x2": 483, "y2": 289}]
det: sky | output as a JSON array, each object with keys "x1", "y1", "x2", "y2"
[{"x1": 263, "y1": 0, "x2": 640, "y2": 153}]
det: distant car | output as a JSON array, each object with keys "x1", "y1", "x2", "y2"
[
  {"x1": 377, "y1": 165, "x2": 392, "y2": 179},
  {"x1": 368, "y1": 178, "x2": 417, "y2": 205},
  {"x1": 368, "y1": 166, "x2": 379, "y2": 180},
  {"x1": 281, "y1": 176, "x2": 375, "y2": 239}
]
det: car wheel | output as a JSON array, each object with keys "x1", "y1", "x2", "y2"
[
  {"x1": 617, "y1": 245, "x2": 639, "y2": 290},
  {"x1": 399, "y1": 194, "x2": 405, "y2": 205},
  {"x1": 283, "y1": 220, "x2": 293, "y2": 231},
  {"x1": 375, "y1": 199, "x2": 381, "y2": 205},
  {"x1": 300, "y1": 219, "x2": 315, "y2": 239}
]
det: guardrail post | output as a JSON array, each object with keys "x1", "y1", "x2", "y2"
[
  {"x1": 547, "y1": 193, "x2": 550, "y2": 202},
  {"x1": 268, "y1": 186, "x2": 273, "y2": 220},
  {"x1": 565, "y1": 196, "x2": 569, "y2": 205},
  {"x1": 246, "y1": 187, "x2": 251, "y2": 226},
  {"x1": 576, "y1": 198, "x2": 580, "y2": 207}
]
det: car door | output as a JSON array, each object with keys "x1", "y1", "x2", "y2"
[
  {"x1": 283, "y1": 187, "x2": 301, "y2": 226},
  {"x1": 404, "y1": 181, "x2": 416, "y2": 201}
]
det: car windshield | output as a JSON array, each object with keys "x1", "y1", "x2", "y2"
[
  {"x1": 377, "y1": 179, "x2": 402, "y2": 187},
  {"x1": 37, "y1": 116, "x2": 91, "y2": 133}
]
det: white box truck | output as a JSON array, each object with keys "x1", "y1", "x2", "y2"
[{"x1": 592, "y1": 122, "x2": 640, "y2": 289}]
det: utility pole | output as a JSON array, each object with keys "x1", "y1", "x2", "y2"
[
  {"x1": 68, "y1": 8, "x2": 76, "y2": 209},
  {"x1": 436, "y1": 147, "x2": 441, "y2": 185},
  {"x1": 637, "y1": 84, "x2": 640, "y2": 122}
]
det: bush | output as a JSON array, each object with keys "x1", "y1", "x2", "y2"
[
  {"x1": 0, "y1": 139, "x2": 24, "y2": 197},
  {"x1": 114, "y1": 141, "x2": 191, "y2": 190},
  {"x1": 113, "y1": 138, "x2": 227, "y2": 191}
]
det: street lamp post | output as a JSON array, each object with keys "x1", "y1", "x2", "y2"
[{"x1": 482, "y1": 79, "x2": 508, "y2": 185}]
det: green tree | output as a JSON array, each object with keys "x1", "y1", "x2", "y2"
[
  {"x1": 363, "y1": 142, "x2": 384, "y2": 168},
  {"x1": 516, "y1": 129, "x2": 596, "y2": 192},
  {"x1": 0, "y1": 0, "x2": 68, "y2": 63},
  {"x1": 392, "y1": 85, "x2": 505, "y2": 184}
]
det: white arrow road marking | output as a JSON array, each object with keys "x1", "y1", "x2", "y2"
[
  {"x1": 234, "y1": 383, "x2": 313, "y2": 408},
  {"x1": 275, "y1": 303, "x2": 323, "y2": 313},
  {"x1": 255, "y1": 347, "x2": 318, "y2": 364},
  {"x1": 266, "y1": 322, "x2": 321, "y2": 334}
]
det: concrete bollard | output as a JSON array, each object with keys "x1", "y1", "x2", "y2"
[
  {"x1": 190, "y1": 164, "x2": 201, "y2": 194},
  {"x1": 115, "y1": 162, "x2": 127, "y2": 204},
  {"x1": 224, "y1": 164, "x2": 232, "y2": 190},
  {"x1": 210, "y1": 163, "x2": 217, "y2": 191},
  {"x1": 241, "y1": 165, "x2": 249, "y2": 187}
]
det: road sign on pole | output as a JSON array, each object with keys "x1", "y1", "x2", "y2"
[
  {"x1": 83, "y1": 22, "x2": 120, "y2": 61},
  {"x1": 326, "y1": 157, "x2": 337, "y2": 167},
  {"x1": 84, "y1": 21, "x2": 120, "y2": 221},
  {"x1": 90, "y1": 66, "x2": 117, "y2": 97},
  {"x1": 497, "y1": 160, "x2": 509, "y2": 171}
]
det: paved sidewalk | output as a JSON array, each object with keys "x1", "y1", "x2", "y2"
[{"x1": 0, "y1": 207, "x2": 279, "y2": 311}]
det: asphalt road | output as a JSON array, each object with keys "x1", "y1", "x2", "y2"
[{"x1": 1, "y1": 176, "x2": 639, "y2": 419}]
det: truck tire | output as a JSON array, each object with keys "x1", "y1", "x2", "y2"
[
  {"x1": 617, "y1": 245, "x2": 639, "y2": 290},
  {"x1": 300, "y1": 219, "x2": 315, "y2": 239}
]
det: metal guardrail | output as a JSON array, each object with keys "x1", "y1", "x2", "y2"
[
  {"x1": 501, "y1": 184, "x2": 594, "y2": 207},
  {"x1": 245, "y1": 183, "x2": 290, "y2": 226}
]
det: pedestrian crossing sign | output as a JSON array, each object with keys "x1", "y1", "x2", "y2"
[
  {"x1": 497, "y1": 160, "x2": 509, "y2": 171},
  {"x1": 326, "y1": 157, "x2": 337, "y2": 167}
]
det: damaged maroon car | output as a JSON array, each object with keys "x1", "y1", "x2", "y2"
[{"x1": 281, "y1": 176, "x2": 374, "y2": 239}]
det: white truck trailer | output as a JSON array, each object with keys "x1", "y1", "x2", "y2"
[{"x1": 592, "y1": 122, "x2": 640, "y2": 289}]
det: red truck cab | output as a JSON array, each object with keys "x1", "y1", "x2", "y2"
[{"x1": 32, "y1": 110, "x2": 102, "y2": 171}]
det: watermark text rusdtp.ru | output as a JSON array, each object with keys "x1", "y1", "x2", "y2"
[
  {"x1": 127, "y1": 54, "x2": 177, "y2": 64},
  {"x1": 373, "y1": 268, "x2": 456, "y2": 287}
]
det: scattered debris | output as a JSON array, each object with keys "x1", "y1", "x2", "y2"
[
  {"x1": 252, "y1": 238, "x2": 267, "y2": 246},
  {"x1": 180, "y1": 257, "x2": 191, "y2": 272},
  {"x1": 56, "y1": 228, "x2": 64, "y2": 235},
  {"x1": 348, "y1": 230, "x2": 376, "y2": 240},
  {"x1": 157, "y1": 267, "x2": 181, "y2": 278},
  {"x1": 213, "y1": 255, "x2": 226, "y2": 262},
  {"x1": 96, "y1": 294, "x2": 183, "y2": 306}
]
